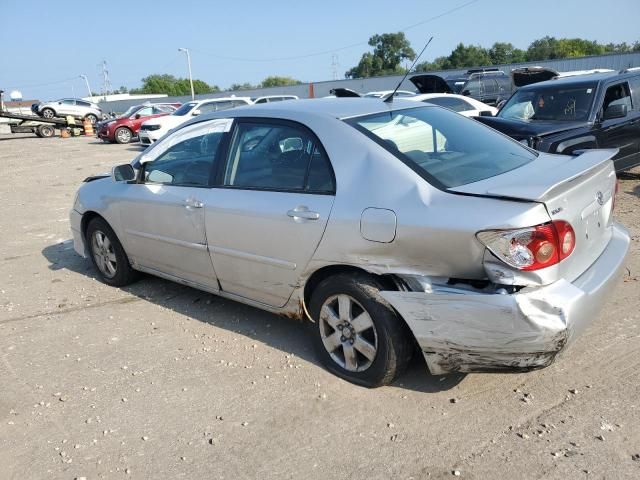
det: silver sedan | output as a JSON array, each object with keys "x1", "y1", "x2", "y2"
[{"x1": 70, "y1": 98, "x2": 630, "y2": 387}]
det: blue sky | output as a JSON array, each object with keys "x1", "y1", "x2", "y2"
[{"x1": 1, "y1": 0, "x2": 639, "y2": 100}]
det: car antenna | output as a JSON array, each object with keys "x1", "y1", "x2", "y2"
[{"x1": 384, "y1": 36, "x2": 434, "y2": 103}]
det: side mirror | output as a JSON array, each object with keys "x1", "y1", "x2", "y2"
[
  {"x1": 461, "y1": 90, "x2": 471, "y2": 96},
  {"x1": 134, "y1": 113, "x2": 141, "y2": 119},
  {"x1": 479, "y1": 110, "x2": 494, "y2": 117},
  {"x1": 192, "y1": 109, "x2": 201, "y2": 116},
  {"x1": 112, "y1": 164, "x2": 136, "y2": 182},
  {"x1": 603, "y1": 103, "x2": 627, "y2": 120}
]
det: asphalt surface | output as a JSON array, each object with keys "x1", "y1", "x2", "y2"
[{"x1": 1, "y1": 134, "x2": 639, "y2": 479}]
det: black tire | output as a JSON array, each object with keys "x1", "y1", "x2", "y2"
[
  {"x1": 37, "y1": 125, "x2": 55, "y2": 138},
  {"x1": 114, "y1": 126, "x2": 133, "y2": 144},
  {"x1": 86, "y1": 217, "x2": 138, "y2": 287},
  {"x1": 41, "y1": 108, "x2": 55, "y2": 119},
  {"x1": 85, "y1": 114, "x2": 98, "y2": 125},
  {"x1": 309, "y1": 273, "x2": 414, "y2": 388}
]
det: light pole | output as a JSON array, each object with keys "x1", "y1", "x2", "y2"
[
  {"x1": 79, "y1": 74, "x2": 92, "y2": 99},
  {"x1": 178, "y1": 48, "x2": 195, "y2": 100}
]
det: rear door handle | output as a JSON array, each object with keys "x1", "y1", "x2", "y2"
[
  {"x1": 287, "y1": 206, "x2": 320, "y2": 220},
  {"x1": 185, "y1": 198, "x2": 204, "y2": 209}
]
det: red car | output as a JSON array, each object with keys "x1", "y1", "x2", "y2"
[{"x1": 97, "y1": 103, "x2": 180, "y2": 144}]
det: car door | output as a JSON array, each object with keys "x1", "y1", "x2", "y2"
[
  {"x1": 627, "y1": 75, "x2": 640, "y2": 169},
  {"x1": 57, "y1": 99, "x2": 76, "y2": 116},
  {"x1": 480, "y1": 77, "x2": 499, "y2": 106},
  {"x1": 595, "y1": 81, "x2": 639, "y2": 171},
  {"x1": 117, "y1": 119, "x2": 232, "y2": 289},
  {"x1": 204, "y1": 118, "x2": 336, "y2": 307}
]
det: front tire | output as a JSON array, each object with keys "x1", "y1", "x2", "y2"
[
  {"x1": 114, "y1": 127, "x2": 132, "y2": 144},
  {"x1": 41, "y1": 108, "x2": 55, "y2": 119},
  {"x1": 86, "y1": 217, "x2": 138, "y2": 287},
  {"x1": 309, "y1": 273, "x2": 414, "y2": 388}
]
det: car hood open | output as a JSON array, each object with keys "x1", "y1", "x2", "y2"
[
  {"x1": 511, "y1": 67, "x2": 559, "y2": 87},
  {"x1": 475, "y1": 116, "x2": 588, "y2": 138},
  {"x1": 409, "y1": 74, "x2": 453, "y2": 94}
]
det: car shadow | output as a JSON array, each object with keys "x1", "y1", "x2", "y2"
[{"x1": 41, "y1": 241, "x2": 465, "y2": 393}]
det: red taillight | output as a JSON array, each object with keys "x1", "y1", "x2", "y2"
[{"x1": 477, "y1": 220, "x2": 575, "y2": 271}]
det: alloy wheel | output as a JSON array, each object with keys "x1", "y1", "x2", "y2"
[
  {"x1": 319, "y1": 294, "x2": 378, "y2": 372},
  {"x1": 91, "y1": 230, "x2": 117, "y2": 278}
]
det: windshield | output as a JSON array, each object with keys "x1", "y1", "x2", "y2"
[
  {"x1": 172, "y1": 102, "x2": 198, "y2": 116},
  {"x1": 347, "y1": 106, "x2": 536, "y2": 188},
  {"x1": 498, "y1": 84, "x2": 597, "y2": 121}
]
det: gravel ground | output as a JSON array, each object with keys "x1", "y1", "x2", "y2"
[{"x1": 1, "y1": 134, "x2": 639, "y2": 479}]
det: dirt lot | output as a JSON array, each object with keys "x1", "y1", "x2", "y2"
[{"x1": 0, "y1": 134, "x2": 639, "y2": 479}]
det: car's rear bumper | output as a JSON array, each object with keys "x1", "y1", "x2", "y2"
[
  {"x1": 138, "y1": 130, "x2": 157, "y2": 145},
  {"x1": 381, "y1": 222, "x2": 630, "y2": 374}
]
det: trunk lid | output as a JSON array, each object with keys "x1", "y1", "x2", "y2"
[
  {"x1": 511, "y1": 67, "x2": 559, "y2": 87},
  {"x1": 451, "y1": 149, "x2": 618, "y2": 282},
  {"x1": 409, "y1": 74, "x2": 453, "y2": 94}
]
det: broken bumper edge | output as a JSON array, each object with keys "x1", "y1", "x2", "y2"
[{"x1": 381, "y1": 223, "x2": 630, "y2": 375}]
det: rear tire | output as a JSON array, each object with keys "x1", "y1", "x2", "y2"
[
  {"x1": 37, "y1": 125, "x2": 55, "y2": 138},
  {"x1": 309, "y1": 273, "x2": 414, "y2": 388},
  {"x1": 86, "y1": 217, "x2": 138, "y2": 287},
  {"x1": 41, "y1": 108, "x2": 55, "y2": 119},
  {"x1": 114, "y1": 127, "x2": 133, "y2": 144},
  {"x1": 85, "y1": 114, "x2": 98, "y2": 125}
]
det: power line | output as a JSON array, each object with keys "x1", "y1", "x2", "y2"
[{"x1": 190, "y1": 0, "x2": 478, "y2": 62}]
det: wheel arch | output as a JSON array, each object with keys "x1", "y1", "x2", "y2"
[{"x1": 80, "y1": 210, "x2": 108, "y2": 243}]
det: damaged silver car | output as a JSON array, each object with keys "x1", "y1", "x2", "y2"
[{"x1": 70, "y1": 98, "x2": 630, "y2": 387}]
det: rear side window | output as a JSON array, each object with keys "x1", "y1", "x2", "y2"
[
  {"x1": 629, "y1": 76, "x2": 640, "y2": 111},
  {"x1": 222, "y1": 121, "x2": 335, "y2": 193},
  {"x1": 347, "y1": 106, "x2": 536, "y2": 188}
]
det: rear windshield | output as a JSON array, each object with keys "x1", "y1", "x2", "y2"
[
  {"x1": 498, "y1": 84, "x2": 597, "y2": 121},
  {"x1": 346, "y1": 106, "x2": 536, "y2": 188}
]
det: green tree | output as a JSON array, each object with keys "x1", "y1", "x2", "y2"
[
  {"x1": 488, "y1": 42, "x2": 526, "y2": 64},
  {"x1": 346, "y1": 32, "x2": 415, "y2": 78},
  {"x1": 230, "y1": 82, "x2": 256, "y2": 91},
  {"x1": 260, "y1": 76, "x2": 301, "y2": 88},
  {"x1": 446, "y1": 43, "x2": 492, "y2": 68},
  {"x1": 130, "y1": 74, "x2": 218, "y2": 95}
]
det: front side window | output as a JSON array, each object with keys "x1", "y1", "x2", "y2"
[
  {"x1": 135, "y1": 107, "x2": 153, "y2": 117},
  {"x1": 143, "y1": 125, "x2": 225, "y2": 187},
  {"x1": 601, "y1": 82, "x2": 632, "y2": 115},
  {"x1": 223, "y1": 121, "x2": 334, "y2": 193},
  {"x1": 463, "y1": 77, "x2": 481, "y2": 97},
  {"x1": 498, "y1": 84, "x2": 597, "y2": 121},
  {"x1": 62, "y1": 99, "x2": 76, "y2": 105},
  {"x1": 173, "y1": 102, "x2": 198, "y2": 116},
  {"x1": 347, "y1": 106, "x2": 535, "y2": 188}
]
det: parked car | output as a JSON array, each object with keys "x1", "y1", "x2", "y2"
[
  {"x1": 252, "y1": 95, "x2": 299, "y2": 104},
  {"x1": 97, "y1": 103, "x2": 180, "y2": 144},
  {"x1": 70, "y1": 98, "x2": 629, "y2": 387},
  {"x1": 476, "y1": 69, "x2": 640, "y2": 172},
  {"x1": 138, "y1": 97, "x2": 251, "y2": 145},
  {"x1": 31, "y1": 98, "x2": 102, "y2": 124},
  {"x1": 405, "y1": 93, "x2": 497, "y2": 116},
  {"x1": 410, "y1": 68, "x2": 513, "y2": 106},
  {"x1": 363, "y1": 90, "x2": 416, "y2": 98}
]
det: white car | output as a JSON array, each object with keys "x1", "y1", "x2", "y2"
[
  {"x1": 138, "y1": 97, "x2": 251, "y2": 145},
  {"x1": 405, "y1": 93, "x2": 497, "y2": 117},
  {"x1": 363, "y1": 90, "x2": 416, "y2": 98},
  {"x1": 252, "y1": 95, "x2": 298, "y2": 104}
]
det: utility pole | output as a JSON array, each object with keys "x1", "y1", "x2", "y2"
[
  {"x1": 331, "y1": 54, "x2": 340, "y2": 80},
  {"x1": 100, "y1": 61, "x2": 112, "y2": 101},
  {"x1": 178, "y1": 48, "x2": 195, "y2": 100},
  {"x1": 79, "y1": 74, "x2": 92, "y2": 99}
]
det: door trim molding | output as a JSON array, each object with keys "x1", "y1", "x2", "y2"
[
  {"x1": 210, "y1": 245, "x2": 297, "y2": 270},
  {"x1": 125, "y1": 228, "x2": 207, "y2": 251}
]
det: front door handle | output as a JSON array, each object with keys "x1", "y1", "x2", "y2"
[
  {"x1": 185, "y1": 198, "x2": 204, "y2": 209},
  {"x1": 287, "y1": 206, "x2": 320, "y2": 220}
]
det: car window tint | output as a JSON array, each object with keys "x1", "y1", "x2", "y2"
[
  {"x1": 144, "y1": 131, "x2": 223, "y2": 187},
  {"x1": 136, "y1": 107, "x2": 153, "y2": 117},
  {"x1": 223, "y1": 122, "x2": 334, "y2": 193},
  {"x1": 424, "y1": 97, "x2": 472, "y2": 113},
  {"x1": 602, "y1": 82, "x2": 632, "y2": 113},
  {"x1": 62, "y1": 99, "x2": 76, "y2": 105},
  {"x1": 464, "y1": 77, "x2": 481, "y2": 97}
]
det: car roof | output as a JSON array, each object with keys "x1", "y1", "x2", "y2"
[
  {"x1": 518, "y1": 71, "x2": 624, "y2": 90},
  {"x1": 194, "y1": 98, "x2": 426, "y2": 122}
]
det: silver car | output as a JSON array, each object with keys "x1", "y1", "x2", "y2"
[
  {"x1": 33, "y1": 98, "x2": 102, "y2": 124},
  {"x1": 70, "y1": 99, "x2": 630, "y2": 387}
]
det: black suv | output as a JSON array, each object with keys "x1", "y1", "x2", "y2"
[
  {"x1": 476, "y1": 69, "x2": 640, "y2": 172},
  {"x1": 410, "y1": 68, "x2": 513, "y2": 106}
]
